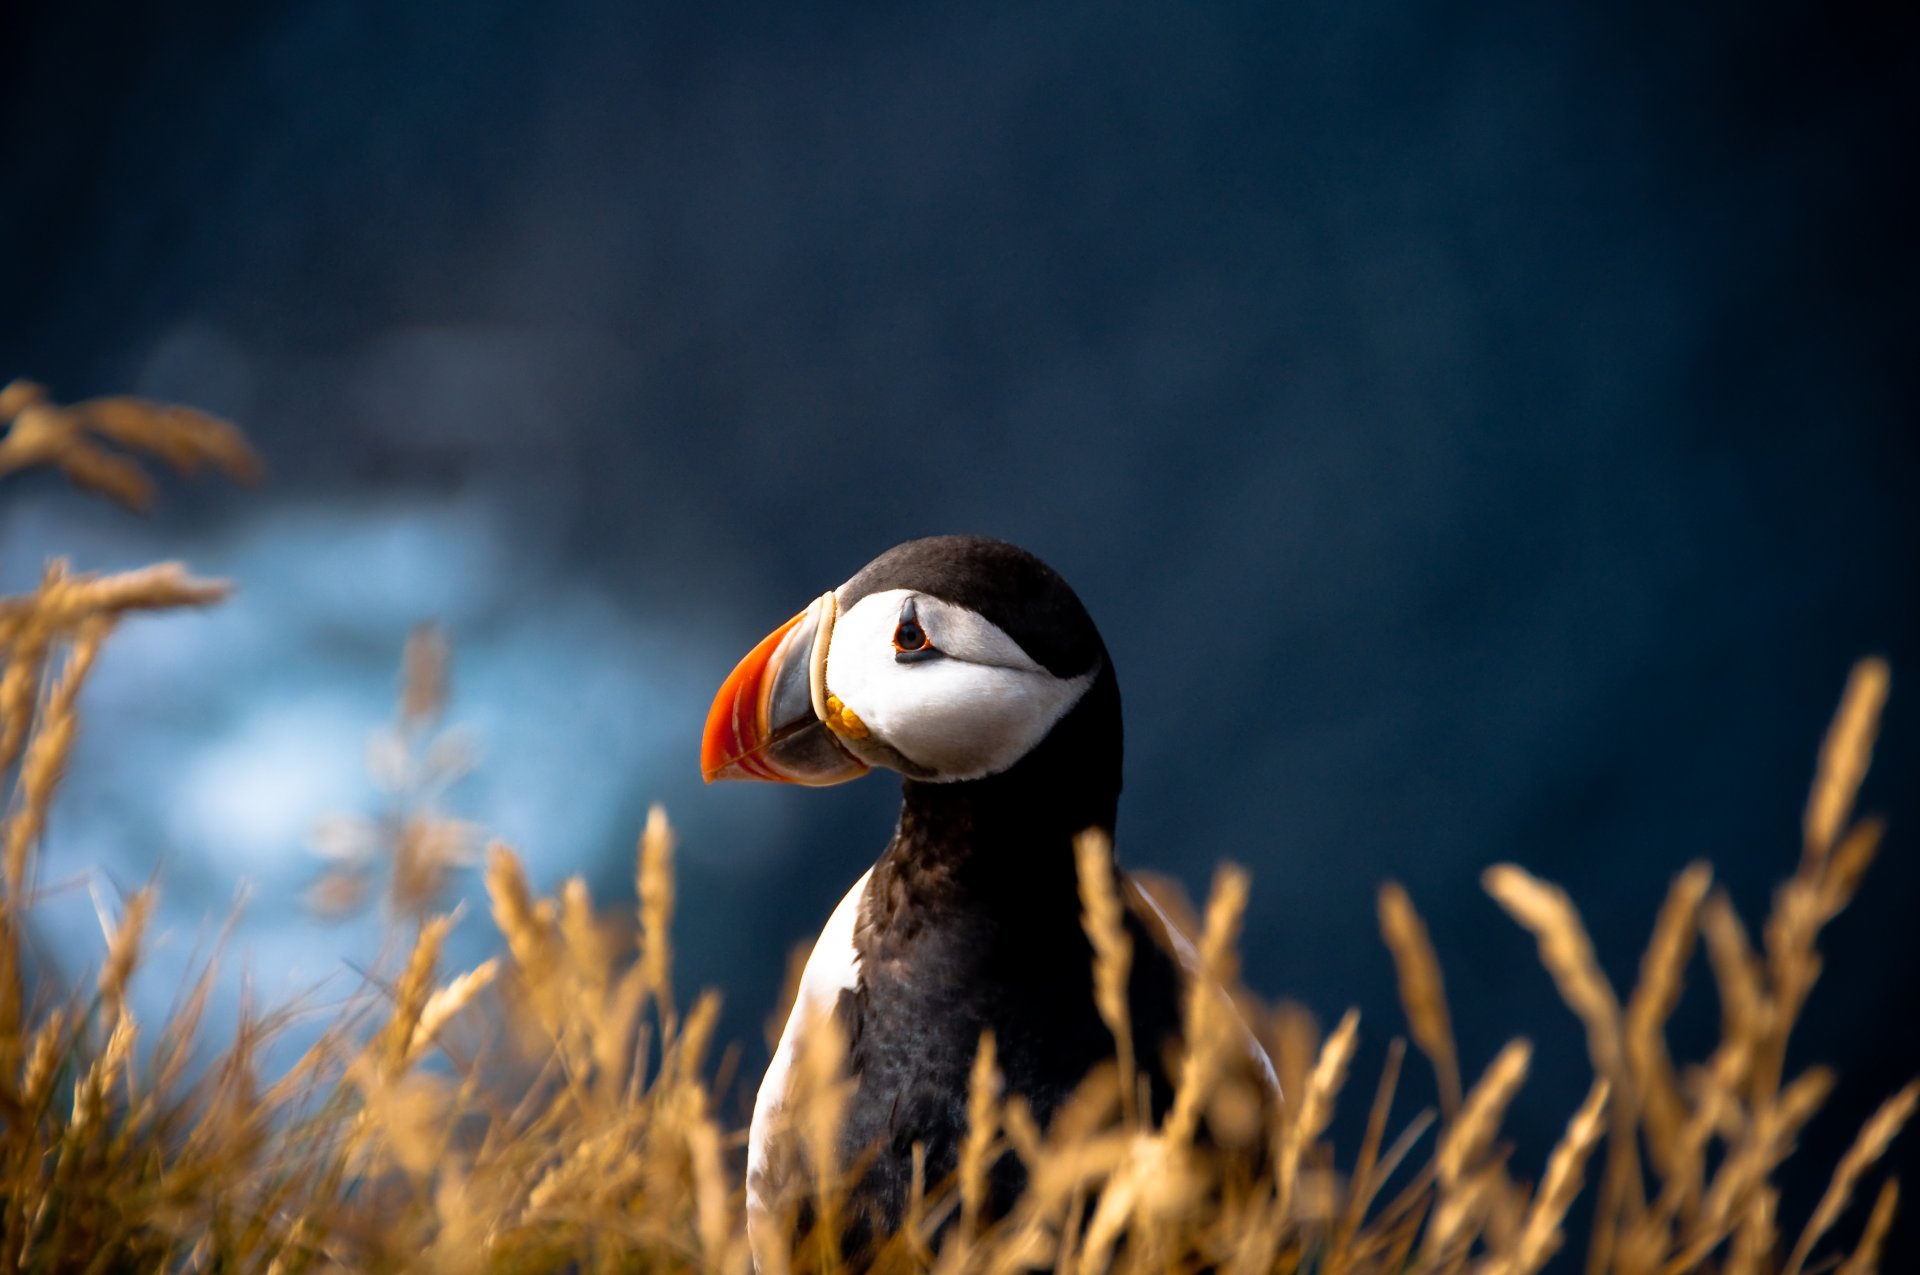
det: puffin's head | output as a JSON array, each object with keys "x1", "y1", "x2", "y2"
[{"x1": 702, "y1": 536, "x2": 1111, "y2": 787}]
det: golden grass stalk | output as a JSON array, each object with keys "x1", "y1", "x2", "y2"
[
  {"x1": 797, "y1": 998, "x2": 855, "y2": 1264},
  {"x1": 960, "y1": 1031, "x2": 1002, "y2": 1241},
  {"x1": 1078, "y1": 1133, "x2": 1200, "y2": 1273},
  {"x1": 1750, "y1": 660, "x2": 1898, "y2": 1124},
  {"x1": 1821, "y1": 817, "x2": 1882, "y2": 923},
  {"x1": 2, "y1": 562, "x2": 228, "y2": 776},
  {"x1": 904, "y1": 1142, "x2": 931, "y2": 1267},
  {"x1": 1378, "y1": 880, "x2": 1462, "y2": 1116},
  {"x1": 1804, "y1": 657, "x2": 1890, "y2": 862},
  {"x1": 410, "y1": 958, "x2": 499, "y2": 1058},
  {"x1": 1482, "y1": 864, "x2": 1624, "y2": 1085},
  {"x1": 674, "y1": 989, "x2": 723, "y2": 1088},
  {"x1": 1625, "y1": 862, "x2": 1712, "y2": 1178},
  {"x1": 484, "y1": 842, "x2": 563, "y2": 1034},
  {"x1": 1165, "y1": 865, "x2": 1253, "y2": 1149},
  {"x1": 1488, "y1": 1079, "x2": 1611, "y2": 1275},
  {"x1": 1267, "y1": 999, "x2": 1322, "y2": 1125},
  {"x1": 1419, "y1": 1039, "x2": 1530, "y2": 1269},
  {"x1": 0, "y1": 379, "x2": 261, "y2": 511},
  {"x1": 1728, "y1": 1186, "x2": 1779, "y2": 1275},
  {"x1": 4, "y1": 614, "x2": 110, "y2": 895},
  {"x1": 1837, "y1": 1178, "x2": 1900, "y2": 1275},
  {"x1": 1785, "y1": 1080, "x2": 1919, "y2": 1275},
  {"x1": 97, "y1": 884, "x2": 154, "y2": 1018},
  {"x1": 1277, "y1": 1007, "x2": 1359, "y2": 1223},
  {"x1": 1074, "y1": 828, "x2": 1135, "y2": 1126},
  {"x1": 401, "y1": 622, "x2": 449, "y2": 728},
  {"x1": 1197, "y1": 862, "x2": 1251, "y2": 982},
  {"x1": 1483, "y1": 864, "x2": 1641, "y2": 1275},
  {"x1": 1328, "y1": 1035, "x2": 1406, "y2": 1267},
  {"x1": 1699, "y1": 889, "x2": 1768, "y2": 1070},
  {"x1": 686, "y1": 1098, "x2": 745, "y2": 1274},
  {"x1": 1672, "y1": 1064, "x2": 1836, "y2": 1272},
  {"x1": 19, "y1": 1006, "x2": 67, "y2": 1112},
  {"x1": 46, "y1": 560, "x2": 232, "y2": 616},
  {"x1": 639, "y1": 803, "x2": 677, "y2": 1023},
  {"x1": 560, "y1": 876, "x2": 610, "y2": 1001},
  {"x1": 372, "y1": 911, "x2": 459, "y2": 1083},
  {"x1": 1438, "y1": 1039, "x2": 1531, "y2": 1185}
]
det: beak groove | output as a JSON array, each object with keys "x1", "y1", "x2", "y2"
[{"x1": 701, "y1": 592, "x2": 870, "y2": 786}]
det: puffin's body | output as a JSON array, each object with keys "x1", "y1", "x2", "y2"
[{"x1": 702, "y1": 537, "x2": 1275, "y2": 1263}]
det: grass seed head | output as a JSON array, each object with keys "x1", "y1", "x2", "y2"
[
  {"x1": 1786, "y1": 1080, "x2": 1919, "y2": 1275},
  {"x1": 638, "y1": 803, "x2": 676, "y2": 1016},
  {"x1": 1627, "y1": 862, "x2": 1713, "y2": 1176},
  {"x1": 1378, "y1": 879, "x2": 1462, "y2": 1115},
  {"x1": 1804, "y1": 657, "x2": 1890, "y2": 862},
  {"x1": 1493, "y1": 1078, "x2": 1611, "y2": 1275},
  {"x1": 1439, "y1": 1039, "x2": 1532, "y2": 1186},
  {"x1": 410, "y1": 958, "x2": 499, "y2": 1059},
  {"x1": 1075, "y1": 828, "x2": 1135, "y2": 1124},
  {"x1": 1837, "y1": 1178, "x2": 1900, "y2": 1275},
  {"x1": 1484, "y1": 863, "x2": 1625, "y2": 1084}
]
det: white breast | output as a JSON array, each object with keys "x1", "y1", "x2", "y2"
[{"x1": 747, "y1": 868, "x2": 871, "y2": 1270}]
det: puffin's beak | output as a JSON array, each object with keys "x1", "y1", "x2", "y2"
[{"x1": 701, "y1": 591, "x2": 871, "y2": 785}]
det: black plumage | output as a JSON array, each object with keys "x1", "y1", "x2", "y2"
[{"x1": 827, "y1": 539, "x2": 1187, "y2": 1246}]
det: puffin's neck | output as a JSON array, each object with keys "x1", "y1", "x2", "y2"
[{"x1": 882, "y1": 664, "x2": 1122, "y2": 903}]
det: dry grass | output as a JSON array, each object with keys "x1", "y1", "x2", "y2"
[
  {"x1": 309, "y1": 623, "x2": 483, "y2": 919},
  {"x1": 0, "y1": 391, "x2": 1911, "y2": 1271},
  {"x1": 0, "y1": 379, "x2": 260, "y2": 512}
]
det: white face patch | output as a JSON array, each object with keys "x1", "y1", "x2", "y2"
[{"x1": 822, "y1": 587, "x2": 1096, "y2": 782}]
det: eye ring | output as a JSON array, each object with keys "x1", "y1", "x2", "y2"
[{"x1": 892, "y1": 599, "x2": 940, "y2": 663}]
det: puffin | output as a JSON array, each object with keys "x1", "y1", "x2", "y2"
[{"x1": 701, "y1": 536, "x2": 1276, "y2": 1262}]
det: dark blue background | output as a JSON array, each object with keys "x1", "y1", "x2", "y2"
[{"x1": 4, "y1": 0, "x2": 1916, "y2": 1263}]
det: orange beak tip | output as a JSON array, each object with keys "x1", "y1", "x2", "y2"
[{"x1": 702, "y1": 599, "x2": 869, "y2": 788}]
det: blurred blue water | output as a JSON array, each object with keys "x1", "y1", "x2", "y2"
[{"x1": 0, "y1": 489, "x2": 790, "y2": 1067}]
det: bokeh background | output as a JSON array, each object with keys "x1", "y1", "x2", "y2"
[{"x1": 4, "y1": 0, "x2": 1916, "y2": 1261}]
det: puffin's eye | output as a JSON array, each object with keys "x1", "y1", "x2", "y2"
[{"x1": 893, "y1": 600, "x2": 938, "y2": 662}]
